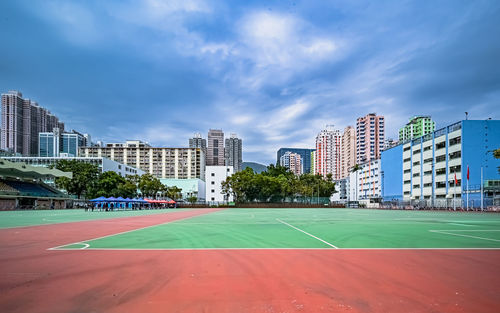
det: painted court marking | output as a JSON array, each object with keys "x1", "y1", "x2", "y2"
[
  {"x1": 429, "y1": 229, "x2": 500, "y2": 242},
  {"x1": 276, "y1": 218, "x2": 338, "y2": 249},
  {"x1": 46, "y1": 247, "x2": 500, "y2": 251},
  {"x1": 48, "y1": 210, "x2": 219, "y2": 250}
]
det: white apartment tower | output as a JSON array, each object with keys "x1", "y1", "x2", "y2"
[{"x1": 314, "y1": 125, "x2": 342, "y2": 179}]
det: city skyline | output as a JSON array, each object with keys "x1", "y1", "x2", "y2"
[{"x1": 1, "y1": 1, "x2": 499, "y2": 164}]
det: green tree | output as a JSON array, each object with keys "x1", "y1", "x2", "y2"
[
  {"x1": 187, "y1": 196, "x2": 198, "y2": 204},
  {"x1": 93, "y1": 171, "x2": 126, "y2": 198},
  {"x1": 138, "y1": 174, "x2": 165, "y2": 197},
  {"x1": 494, "y1": 148, "x2": 500, "y2": 173},
  {"x1": 222, "y1": 164, "x2": 336, "y2": 203},
  {"x1": 118, "y1": 176, "x2": 139, "y2": 198},
  {"x1": 166, "y1": 186, "x2": 182, "y2": 200},
  {"x1": 51, "y1": 160, "x2": 99, "y2": 199}
]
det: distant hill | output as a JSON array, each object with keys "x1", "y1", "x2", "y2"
[{"x1": 242, "y1": 162, "x2": 268, "y2": 174}]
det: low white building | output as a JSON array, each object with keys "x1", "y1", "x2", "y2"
[
  {"x1": 2, "y1": 156, "x2": 144, "y2": 177},
  {"x1": 205, "y1": 166, "x2": 233, "y2": 203},
  {"x1": 348, "y1": 159, "x2": 381, "y2": 201}
]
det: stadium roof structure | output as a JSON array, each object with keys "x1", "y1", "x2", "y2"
[{"x1": 0, "y1": 158, "x2": 72, "y2": 180}]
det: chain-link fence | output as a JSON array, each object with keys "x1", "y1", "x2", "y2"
[{"x1": 380, "y1": 198, "x2": 497, "y2": 211}]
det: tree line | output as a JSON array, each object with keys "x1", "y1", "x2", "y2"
[
  {"x1": 50, "y1": 160, "x2": 182, "y2": 200},
  {"x1": 221, "y1": 164, "x2": 336, "y2": 203}
]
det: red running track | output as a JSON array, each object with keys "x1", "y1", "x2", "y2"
[{"x1": 0, "y1": 208, "x2": 499, "y2": 313}]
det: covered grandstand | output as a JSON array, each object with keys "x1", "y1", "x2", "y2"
[{"x1": 0, "y1": 158, "x2": 73, "y2": 210}]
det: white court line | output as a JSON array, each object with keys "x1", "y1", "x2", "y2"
[
  {"x1": 47, "y1": 210, "x2": 219, "y2": 250},
  {"x1": 48, "y1": 247, "x2": 500, "y2": 251},
  {"x1": 276, "y1": 218, "x2": 338, "y2": 249},
  {"x1": 448, "y1": 223, "x2": 474, "y2": 227},
  {"x1": 429, "y1": 230, "x2": 500, "y2": 242}
]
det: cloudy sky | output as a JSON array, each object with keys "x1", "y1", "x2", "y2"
[{"x1": 1, "y1": 0, "x2": 499, "y2": 164}]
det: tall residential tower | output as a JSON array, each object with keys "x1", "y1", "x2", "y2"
[
  {"x1": 224, "y1": 133, "x2": 242, "y2": 172},
  {"x1": 314, "y1": 125, "x2": 342, "y2": 179},
  {"x1": 341, "y1": 126, "x2": 356, "y2": 179},
  {"x1": 1, "y1": 90, "x2": 64, "y2": 156},
  {"x1": 356, "y1": 113, "x2": 385, "y2": 164},
  {"x1": 207, "y1": 129, "x2": 224, "y2": 166}
]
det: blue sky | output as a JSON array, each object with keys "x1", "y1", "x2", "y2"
[{"x1": 1, "y1": 0, "x2": 499, "y2": 165}]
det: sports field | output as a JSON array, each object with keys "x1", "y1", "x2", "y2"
[
  {"x1": 51, "y1": 208, "x2": 500, "y2": 250},
  {"x1": 0, "y1": 208, "x2": 188, "y2": 229},
  {"x1": 1, "y1": 208, "x2": 499, "y2": 313}
]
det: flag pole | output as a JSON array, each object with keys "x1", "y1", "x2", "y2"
[
  {"x1": 452, "y1": 170, "x2": 456, "y2": 211},
  {"x1": 480, "y1": 167, "x2": 483, "y2": 211},
  {"x1": 453, "y1": 179, "x2": 456, "y2": 211},
  {"x1": 466, "y1": 165, "x2": 469, "y2": 211}
]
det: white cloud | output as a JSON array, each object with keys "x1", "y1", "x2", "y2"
[{"x1": 236, "y1": 11, "x2": 339, "y2": 70}]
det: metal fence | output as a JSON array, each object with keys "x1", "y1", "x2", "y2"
[{"x1": 380, "y1": 198, "x2": 497, "y2": 211}]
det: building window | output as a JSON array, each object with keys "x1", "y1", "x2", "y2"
[
  {"x1": 211, "y1": 197, "x2": 215, "y2": 201},
  {"x1": 449, "y1": 151, "x2": 461, "y2": 160},
  {"x1": 211, "y1": 173, "x2": 215, "y2": 177},
  {"x1": 211, "y1": 181, "x2": 215, "y2": 185},
  {"x1": 211, "y1": 189, "x2": 215, "y2": 193},
  {"x1": 436, "y1": 142, "x2": 446, "y2": 150},
  {"x1": 435, "y1": 155, "x2": 446, "y2": 163}
]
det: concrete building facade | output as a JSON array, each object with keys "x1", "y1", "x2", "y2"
[
  {"x1": 225, "y1": 133, "x2": 242, "y2": 172},
  {"x1": 276, "y1": 148, "x2": 315, "y2": 174},
  {"x1": 279, "y1": 151, "x2": 302, "y2": 176},
  {"x1": 314, "y1": 126, "x2": 341, "y2": 179},
  {"x1": 349, "y1": 159, "x2": 381, "y2": 201},
  {"x1": 3, "y1": 156, "x2": 144, "y2": 177},
  {"x1": 205, "y1": 166, "x2": 233, "y2": 203},
  {"x1": 399, "y1": 116, "x2": 435, "y2": 142},
  {"x1": 80, "y1": 140, "x2": 205, "y2": 180},
  {"x1": 207, "y1": 129, "x2": 224, "y2": 166},
  {"x1": 39, "y1": 129, "x2": 87, "y2": 157},
  {"x1": 189, "y1": 133, "x2": 206, "y2": 149},
  {"x1": 381, "y1": 120, "x2": 500, "y2": 207},
  {"x1": 1, "y1": 91, "x2": 64, "y2": 156},
  {"x1": 341, "y1": 126, "x2": 356, "y2": 179},
  {"x1": 356, "y1": 113, "x2": 384, "y2": 164}
]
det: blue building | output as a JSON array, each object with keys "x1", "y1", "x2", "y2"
[
  {"x1": 276, "y1": 148, "x2": 315, "y2": 174},
  {"x1": 381, "y1": 144, "x2": 403, "y2": 201},
  {"x1": 381, "y1": 120, "x2": 500, "y2": 207}
]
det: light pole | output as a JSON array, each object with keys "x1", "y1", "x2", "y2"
[{"x1": 317, "y1": 183, "x2": 320, "y2": 204}]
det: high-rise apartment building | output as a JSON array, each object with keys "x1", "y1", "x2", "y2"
[
  {"x1": 225, "y1": 133, "x2": 242, "y2": 172},
  {"x1": 398, "y1": 116, "x2": 435, "y2": 142},
  {"x1": 341, "y1": 126, "x2": 356, "y2": 179},
  {"x1": 276, "y1": 148, "x2": 315, "y2": 174},
  {"x1": 189, "y1": 133, "x2": 207, "y2": 149},
  {"x1": 1, "y1": 90, "x2": 64, "y2": 156},
  {"x1": 314, "y1": 125, "x2": 341, "y2": 179},
  {"x1": 279, "y1": 151, "x2": 302, "y2": 176},
  {"x1": 207, "y1": 129, "x2": 224, "y2": 166},
  {"x1": 80, "y1": 140, "x2": 205, "y2": 180},
  {"x1": 356, "y1": 113, "x2": 384, "y2": 164}
]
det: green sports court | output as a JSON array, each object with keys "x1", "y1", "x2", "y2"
[{"x1": 39, "y1": 208, "x2": 500, "y2": 250}]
